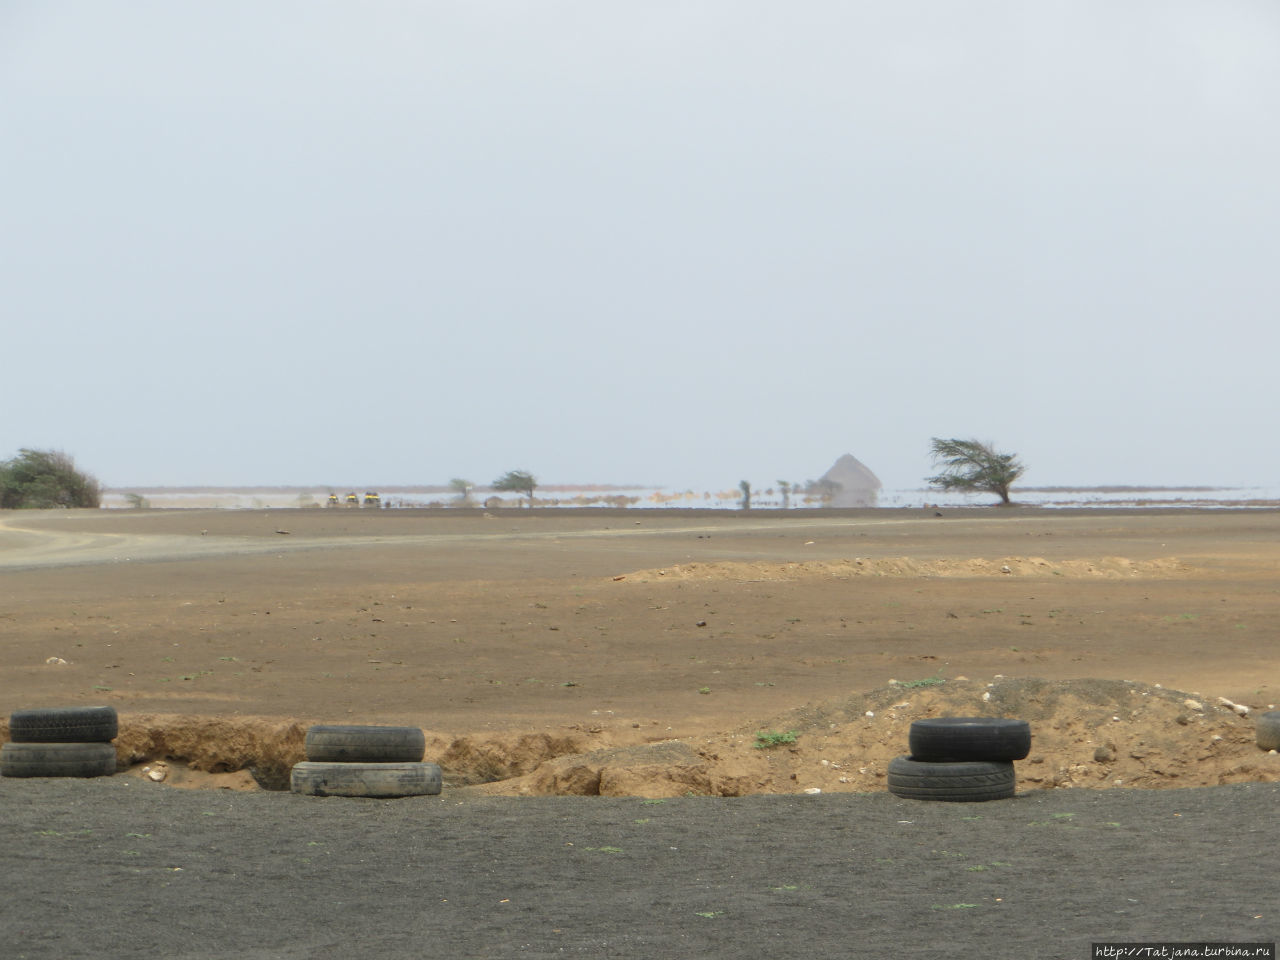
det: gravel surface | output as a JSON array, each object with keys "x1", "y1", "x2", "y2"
[{"x1": 2, "y1": 778, "x2": 1276, "y2": 959}]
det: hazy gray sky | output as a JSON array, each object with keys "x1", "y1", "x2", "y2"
[{"x1": 4, "y1": 2, "x2": 1278, "y2": 492}]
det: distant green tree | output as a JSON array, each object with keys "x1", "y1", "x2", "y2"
[
  {"x1": 926, "y1": 437, "x2": 1026, "y2": 505},
  {"x1": 777, "y1": 480, "x2": 791, "y2": 509},
  {"x1": 493, "y1": 469, "x2": 537, "y2": 506},
  {"x1": 738, "y1": 479, "x2": 752, "y2": 510},
  {"x1": 0, "y1": 448, "x2": 102, "y2": 509},
  {"x1": 449, "y1": 478, "x2": 474, "y2": 506}
]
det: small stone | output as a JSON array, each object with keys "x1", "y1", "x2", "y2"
[
  {"x1": 803, "y1": 787, "x2": 822, "y2": 795},
  {"x1": 1183, "y1": 699, "x2": 1203, "y2": 711},
  {"x1": 45, "y1": 657, "x2": 69, "y2": 666}
]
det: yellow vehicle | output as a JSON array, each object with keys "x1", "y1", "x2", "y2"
[
  {"x1": 327, "y1": 493, "x2": 339, "y2": 507},
  {"x1": 345, "y1": 493, "x2": 359, "y2": 507},
  {"x1": 363, "y1": 492, "x2": 381, "y2": 508}
]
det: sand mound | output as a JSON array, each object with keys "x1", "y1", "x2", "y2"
[
  {"x1": 619, "y1": 557, "x2": 1191, "y2": 582},
  {"x1": 486, "y1": 677, "x2": 1278, "y2": 797},
  {"x1": 7, "y1": 678, "x2": 1272, "y2": 796}
]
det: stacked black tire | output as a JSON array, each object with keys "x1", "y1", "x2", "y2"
[
  {"x1": 2, "y1": 706, "x2": 119, "y2": 779},
  {"x1": 291, "y1": 724, "x2": 442, "y2": 798},
  {"x1": 887, "y1": 717, "x2": 1031, "y2": 802}
]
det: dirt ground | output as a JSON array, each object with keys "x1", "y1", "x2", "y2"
[
  {"x1": 2, "y1": 506, "x2": 1278, "y2": 795},
  {"x1": 4, "y1": 506, "x2": 1280, "y2": 959}
]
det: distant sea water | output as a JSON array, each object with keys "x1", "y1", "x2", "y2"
[{"x1": 100, "y1": 485, "x2": 1280, "y2": 511}]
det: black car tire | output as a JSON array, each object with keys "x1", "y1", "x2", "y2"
[
  {"x1": 1, "y1": 742, "x2": 118, "y2": 778},
  {"x1": 907, "y1": 717, "x2": 1031, "y2": 762},
  {"x1": 1256, "y1": 711, "x2": 1280, "y2": 752},
  {"x1": 887, "y1": 756, "x2": 1015, "y2": 802},
  {"x1": 304, "y1": 725, "x2": 426, "y2": 763},
  {"x1": 9, "y1": 706, "x2": 118, "y2": 743},
  {"x1": 290, "y1": 761, "x2": 443, "y2": 798}
]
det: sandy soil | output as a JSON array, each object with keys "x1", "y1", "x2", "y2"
[{"x1": 2, "y1": 506, "x2": 1279, "y2": 795}]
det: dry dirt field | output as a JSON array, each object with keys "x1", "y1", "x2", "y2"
[{"x1": 2, "y1": 505, "x2": 1278, "y2": 796}]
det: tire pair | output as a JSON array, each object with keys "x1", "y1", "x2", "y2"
[
  {"x1": 887, "y1": 717, "x2": 1031, "y2": 802},
  {"x1": 1, "y1": 706, "x2": 119, "y2": 778},
  {"x1": 291, "y1": 724, "x2": 442, "y2": 798}
]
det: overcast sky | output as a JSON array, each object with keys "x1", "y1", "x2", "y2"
[{"x1": 3, "y1": 2, "x2": 1278, "y2": 492}]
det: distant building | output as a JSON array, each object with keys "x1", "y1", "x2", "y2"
[{"x1": 819, "y1": 454, "x2": 882, "y2": 507}]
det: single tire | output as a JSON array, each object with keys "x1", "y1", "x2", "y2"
[
  {"x1": 1, "y1": 742, "x2": 117, "y2": 778},
  {"x1": 304, "y1": 725, "x2": 426, "y2": 763},
  {"x1": 9, "y1": 705, "x2": 118, "y2": 743},
  {"x1": 887, "y1": 756, "x2": 1015, "y2": 802},
  {"x1": 907, "y1": 717, "x2": 1031, "y2": 762},
  {"x1": 1256, "y1": 711, "x2": 1280, "y2": 752},
  {"x1": 290, "y1": 761, "x2": 443, "y2": 798}
]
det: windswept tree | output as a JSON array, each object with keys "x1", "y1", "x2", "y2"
[
  {"x1": 492, "y1": 469, "x2": 537, "y2": 506},
  {"x1": 0, "y1": 448, "x2": 102, "y2": 509},
  {"x1": 738, "y1": 479, "x2": 752, "y2": 510},
  {"x1": 926, "y1": 437, "x2": 1026, "y2": 505},
  {"x1": 777, "y1": 480, "x2": 792, "y2": 509}
]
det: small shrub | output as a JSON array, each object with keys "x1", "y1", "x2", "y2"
[{"x1": 753, "y1": 729, "x2": 798, "y2": 750}]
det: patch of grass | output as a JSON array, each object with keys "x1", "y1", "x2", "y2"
[
  {"x1": 753, "y1": 729, "x2": 799, "y2": 750},
  {"x1": 893, "y1": 673, "x2": 945, "y2": 689},
  {"x1": 698, "y1": 686, "x2": 711, "y2": 695},
  {"x1": 584, "y1": 846, "x2": 623, "y2": 854},
  {"x1": 694, "y1": 911, "x2": 724, "y2": 919},
  {"x1": 932, "y1": 904, "x2": 978, "y2": 911}
]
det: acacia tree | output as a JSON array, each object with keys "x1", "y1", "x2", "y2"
[
  {"x1": 492, "y1": 469, "x2": 537, "y2": 506},
  {"x1": 926, "y1": 437, "x2": 1025, "y2": 505},
  {"x1": 0, "y1": 448, "x2": 102, "y2": 509}
]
